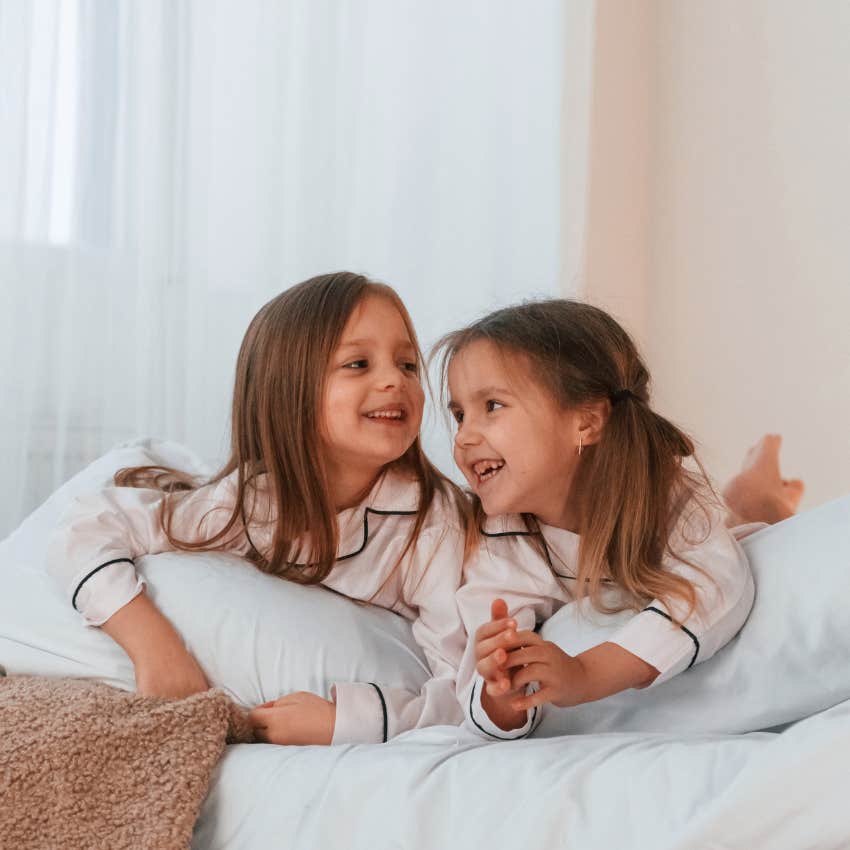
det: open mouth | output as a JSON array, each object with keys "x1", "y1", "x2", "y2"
[
  {"x1": 472, "y1": 458, "x2": 505, "y2": 485},
  {"x1": 364, "y1": 404, "x2": 407, "y2": 423}
]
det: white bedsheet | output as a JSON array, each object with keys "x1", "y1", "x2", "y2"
[
  {"x1": 4, "y1": 440, "x2": 850, "y2": 848},
  {"x1": 195, "y1": 698, "x2": 850, "y2": 850}
]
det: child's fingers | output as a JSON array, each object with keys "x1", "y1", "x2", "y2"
[
  {"x1": 502, "y1": 645, "x2": 549, "y2": 670},
  {"x1": 477, "y1": 630, "x2": 545, "y2": 673},
  {"x1": 490, "y1": 598, "x2": 509, "y2": 621},
  {"x1": 484, "y1": 675, "x2": 513, "y2": 698},
  {"x1": 511, "y1": 687, "x2": 556, "y2": 713},
  {"x1": 477, "y1": 628, "x2": 542, "y2": 662},
  {"x1": 510, "y1": 662, "x2": 548, "y2": 691},
  {"x1": 475, "y1": 628, "x2": 522, "y2": 663},
  {"x1": 475, "y1": 617, "x2": 517, "y2": 645},
  {"x1": 247, "y1": 706, "x2": 271, "y2": 729},
  {"x1": 477, "y1": 648, "x2": 511, "y2": 683},
  {"x1": 500, "y1": 629, "x2": 544, "y2": 651}
]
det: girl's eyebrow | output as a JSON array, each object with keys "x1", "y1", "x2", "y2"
[
  {"x1": 470, "y1": 385, "x2": 515, "y2": 400},
  {"x1": 448, "y1": 386, "x2": 515, "y2": 408},
  {"x1": 337, "y1": 337, "x2": 415, "y2": 350}
]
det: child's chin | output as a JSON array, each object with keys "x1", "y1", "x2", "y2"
[{"x1": 478, "y1": 492, "x2": 510, "y2": 516}]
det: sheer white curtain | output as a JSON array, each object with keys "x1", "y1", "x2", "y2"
[{"x1": 0, "y1": 0, "x2": 566, "y2": 537}]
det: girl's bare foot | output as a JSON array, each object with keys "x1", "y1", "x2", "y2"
[{"x1": 722, "y1": 434, "x2": 804, "y2": 525}]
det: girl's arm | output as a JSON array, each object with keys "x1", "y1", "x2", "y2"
[
  {"x1": 102, "y1": 590, "x2": 209, "y2": 698},
  {"x1": 455, "y1": 550, "x2": 558, "y2": 739},
  {"x1": 465, "y1": 601, "x2": 658, "y2": 729},
  {"x1": 601, "y1": 500, "x2": 755, "y2": 691},
  {"x1": 46, "y1": 476, "x2": 245, "y2": 626},
  {"x1": 329, "y1": 524, "x2": 469, "y2": 744},
  {"x1": 248, "y1": 521, "x2": 470, "y2": 746},
  {"x1": 46, "y1": 477, "x2": 246, "y2": 697},
  {"x1": 500, "y1": 634, "x2": 658, "y2": 714}
]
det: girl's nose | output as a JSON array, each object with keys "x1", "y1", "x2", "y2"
[
  {"x1": 454, "y1": 420, "x2": 481, "y2": 449},
  {"x1": 374, "y1": 362, "x2": 400, "y2": 390}
]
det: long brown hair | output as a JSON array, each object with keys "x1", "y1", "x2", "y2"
[
  {"x1": 116, "y1": 271, "x2": 472, "y2": 586},
  {"x1": 435, "y1": 299, "x2": 717, "y2": 619}
]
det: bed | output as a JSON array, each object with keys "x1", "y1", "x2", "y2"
[{"x1": 2, "y1": 439, "x2": 849, "y2": 849}]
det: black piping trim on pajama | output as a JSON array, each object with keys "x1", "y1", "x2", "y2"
[
  {"x1": 479, "y1": 527, "x2": 540, "y2": 539},
  {"x1": 480, "y1": 526, "x2": 621, "y2": 584},
  {"x1": 71, "y1": 558, "x2": 136, "y2": 611},
  {"x1": 468, "y1": 678, "x2": 538, "y2": 741},
  {"x1": 644, "y1": 605, "x2": 701, "y2": 669},
  {"x1": 292, "y1": 507, "x2": 419, "y2": 568},
  {"x1": 369, "y1": 682, "x2": 389, "y2": 743}
]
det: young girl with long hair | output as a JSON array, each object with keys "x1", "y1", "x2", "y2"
[
  {"x1": 438, "y1": 299, "x2": 756, "y2": 738},
  {"x1": 47, "y1": 272, "x2": 474, "y2": 746}
]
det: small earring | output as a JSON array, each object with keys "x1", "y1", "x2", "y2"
[{"x1": 577, "y1": 435, "x2": 583, "y2": 456}]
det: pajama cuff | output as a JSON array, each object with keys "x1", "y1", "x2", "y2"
[
  {"x1": 608, "y1": 608, "x2": 700, "y2": 686},
  {"x1": 331, "y1": 682, "x2": 387, "y2": 745},
  {"x1": 466, "y1": 675, "x2": 536, "y2": 740},
  {"x1": 72, "y1": 559, "x2": 146, "y2": 627}
]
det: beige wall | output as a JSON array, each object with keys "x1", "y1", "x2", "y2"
[{"x1": 572, "y1": 0, "x2": 850, "y2": 508}]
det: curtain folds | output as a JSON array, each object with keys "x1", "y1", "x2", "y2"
[{"x1": 0, "y1": 0, "x2": 566, "y2": 537}]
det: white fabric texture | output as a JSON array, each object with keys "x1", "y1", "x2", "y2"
[
  {"x1": 3, "y1": 436, "x2": 850, "y2": 744},
  {"x1": 44, "y1": 443, "x2": 467, "y2": 743},
  {"x1": 1, "y1": 440, "x2": 432, "y2": 715},
  {"x1": 535, "y1": 492, "x2": 850, "y2": 736},
  {"x1": 3, "y1": 441, "x2": 850, "y2": 846},
  {"x1": 0, "y1": 0, "x2": 565, "y2": 538},
  {"x1": 192, "y1": 701, "x2": 850, "y2": 850},
  {"x1": 456, "y1": 502, "x2": 755, "y2": 738}
]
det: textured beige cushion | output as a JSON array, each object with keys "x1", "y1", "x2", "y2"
[{"x1": 0, "y1": 676, "x2": 252, "y2": 850}]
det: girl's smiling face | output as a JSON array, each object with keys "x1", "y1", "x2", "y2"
[
  {"x1": 448, "y1": 339, "x2": 592, "y2": 529},
  {"x1": 321, "y1": 295, "x2": 425, "y2": 492}
]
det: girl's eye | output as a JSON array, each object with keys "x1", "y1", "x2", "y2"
[
  {"x1": 486, "y1": 400, "x2": 504, "y2": 413},
  {"x1": 344, "y1": 359, "x2": 368, "y2": 369},
  {"x1": 452, "y1": 409, "x2": 464, "y2": 424},
  {"x1": 402, "y1": 361, "x2": 419, "y2": 373}
]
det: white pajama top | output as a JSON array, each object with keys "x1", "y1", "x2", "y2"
[
  {"x1": 455, "y1": 500, "x2": 759, "y2": 740},
  {"x1": 46, "y1": 468, "x2": 468, "y2": 745}
]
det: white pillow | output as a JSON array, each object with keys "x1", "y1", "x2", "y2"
[
  {"x1": 0, "y1": 440, "x2": 430, "y2": 707},
  {"x1": 535, "y1": 494, "x2": 850, "y2": 736}
]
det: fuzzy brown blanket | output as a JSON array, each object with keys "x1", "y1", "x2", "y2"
[{"x1": 0, "y1": 675, "x2": 253, "y2": 850}]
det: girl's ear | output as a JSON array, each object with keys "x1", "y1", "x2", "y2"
[{"x1": 577, "y1": 400, "x2": 610, "y2": 447}]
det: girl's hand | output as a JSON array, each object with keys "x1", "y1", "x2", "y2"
[
  {"x1": 134, "y1": 644, "x2": 210, "y2": 699},
  {"x1": 248, "y1": 692, "x2": 337, "y2": 745},
  {"x1": 505, "y1": 639, "x2": 660, "y2": 711},
  {"x1": 504, "y1": 635, "x2": 586, "y2": 711},
  {"x1": 474, "y1": 598, "x2": 519, "y2": 696}
]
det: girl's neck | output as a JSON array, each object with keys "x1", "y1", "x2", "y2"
[
  {"x1": 536, "y1": 503, "x2": 581, "y2": 534},
  {"x1": 327, "y1": 462, "x2": 385, "y2": 512},
  {"x1": 534, "y1": 463, "x2": 587, "y2": 534}
]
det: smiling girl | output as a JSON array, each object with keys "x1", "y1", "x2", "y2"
[
  {"x1": 439, "y1": 300, "x2": 755, "y2": 738},
  {"x1": 47, "y1": 272, "x2": 473, "y2": 745}
]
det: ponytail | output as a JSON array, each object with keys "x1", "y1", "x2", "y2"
[
  {"x1": 577, "y1": 392, "x2": 711, "y2": 621},
  {"x1": 436, "y1": 298, "x2": 718, "y2": 621}
]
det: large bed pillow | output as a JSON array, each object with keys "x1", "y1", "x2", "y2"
[
  {"x1": 534, "y1": 494, "x2": 850, "y2": 736},
  {"x1": 0, "y1": 440, "x2": 430, "y2": 707}
]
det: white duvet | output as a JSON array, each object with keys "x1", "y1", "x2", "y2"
[
  {"x1": 197, "y1": 702, "x2": 850, "y2": 850},
  {"x1": 2, "y1": 439, "x2": 849, "y2": 849}
]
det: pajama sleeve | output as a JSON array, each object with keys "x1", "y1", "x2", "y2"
[
  {"x1": 454, "y1": 544, "x2": 559, "y2": 740},
  {"x1": 46, "y1": 478, "x2": 247, "y2": 626},
  {"x1": 607, "y1": 501, "x2": 755, "y2": 685},
  {"x1": 330, "y1": 523, "x2": 468, "y2": 745}
]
